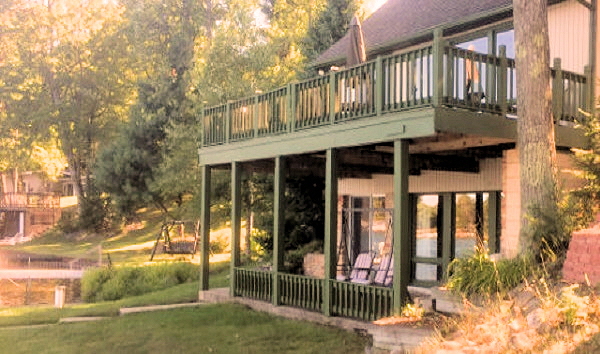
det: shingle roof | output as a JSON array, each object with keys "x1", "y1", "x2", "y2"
[{"x1": 314, "y1": 0, "x2": 513, "y2": 68}]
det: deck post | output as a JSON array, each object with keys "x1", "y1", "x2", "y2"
[
  {"x1": 254, "y1": 96, "x2": 260, "y2": 137},
  {"x1": 288, "y1": 83, "x2": 296, "y2": 133},
  {"x1": 441, "y1": 193, "x2": 455, "y2": 282},
  {"x1": 272, "y1": 156, "x2": 286, "y2": 306},
  {"x1": 393, "y1": 139, "x2": 410, "y2": 312},
  {"x1": 432, "y1": 28, "x2": 444, "y2": 107},
  {"x1": 487, "y1": 30, "x2": 497, "y2": 106},
  {"x1": 199, "y1": 164, "x2": 212, "y2": 291},
  {"x1": 225, "y1": 101, "x2": 231, "y2": 144},
  {"x1": 200, "y1": 107, "x2": 205, "y2": 147},
  {"x1": 498, "y1": 45, "x2": 508, "y2": 117},
  {"x1": 488, "y1": 191, "x2": 501, "y2": 254},
  {"x1": 230, "y1": 161, "x2": 242, "y2": 297},
  {"x1": 375, "y1": 56, "x2": 383, "y2": 116},
  {"x1": 323, "y1": 148, "x2": 338, "y2": 317},
  {"x1": 552, "y1": 58, "x2": 563, "y2": 124},
  {"x1": 585, "y1": 65, "x2": 593, "y2": 114},
  {"x1": 329, "y1": 71, "x2": 337, "y2": 123}
]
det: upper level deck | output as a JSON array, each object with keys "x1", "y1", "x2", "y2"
[
  {"x1": 199, "y1": 36, "x2": 590, "y2": 165},
  {"x1": 0, "y1": 193, "x2": 60, "y2": 211}
]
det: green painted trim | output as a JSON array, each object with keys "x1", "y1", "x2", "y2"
[
  {"x1": 230, "y1": 162, "x2": 242, "y2": 297},
  {"x1": 440, "y1": 193, "x2": 455, "y2": 282},
  {"x1": 434, "y1": 107, "x2": 517, "y2": 139},
  {"x1": 432, "y1": 29, "x2": 445, "y2": 107},
  {"x1": 199, "y1": 165, "x2": 211, "y2": 291},
  {"x1": 199, "y1": 108, "x2": 436, "y2": 165},
  {"x1": 323, "y1": 148, "x2": 338, "y2": 317},
  {"x1": 272, "y1": 156, "x2": 286, "y2": 306},
  {"x1": 488, "y1": 191, "x2": 501, "y2": 254},
  {"x1": 393, "y1": 140, "x2": 410, "y2": 313}
]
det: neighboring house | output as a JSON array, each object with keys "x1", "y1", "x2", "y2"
[
  {"x1": 0, "y1": 170, "x2": 76, "y2": 243},
  {"x1": 197, "y1": 0, "x2": 597, "y2": 320}
]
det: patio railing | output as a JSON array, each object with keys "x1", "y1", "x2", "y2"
[
  {"x1": 0, "y1": 193, "x2": 60, "y2": 209},
  {"x1": 202, "y1": 41, "x2": 589, "y2": 147},
  {"x1": 233, "y1": 267, "x2": 392, "y2": 321}
]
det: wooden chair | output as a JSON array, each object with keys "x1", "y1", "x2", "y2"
[
  {"x1": 349, "y1": 252, "x2": 375, "y2": 284},
  {"x1": 373, "y1": 254, "x2": 393, "y2": 287}
]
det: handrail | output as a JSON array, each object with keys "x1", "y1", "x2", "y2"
[
  {"x1": 0, "y1": 193, "x2": 60, "y2": 209},
  {"x1": 201, "y1": 44, "x2": 588, "y2": 147}
]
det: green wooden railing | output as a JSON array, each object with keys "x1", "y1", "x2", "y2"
[
  {"x1": 232, "y1": 268, "x2": 393, "y2": 321},
  {"x1": 330, "y1": 280, "x2": 393, "y2": 321},
  {"x1": 278, "y1": 273, "x2": 323, "y2": 312},
  {"x1": 233, "y1": 268, "x2": 272, "y2": 302},
  {"x1": 202, "y1": 42, "x2": 589, "y2": 147}
]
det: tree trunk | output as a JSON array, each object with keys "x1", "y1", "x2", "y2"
[{"x1": 513, "y1": 0, "x2": 559, "y2": 253}]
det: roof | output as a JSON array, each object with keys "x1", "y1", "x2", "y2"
[{"x1": 314, "y1": 0, "x2": 514, "y2": 68}]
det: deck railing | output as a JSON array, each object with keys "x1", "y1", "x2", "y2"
[
  {"x1": 233, "y1": 267, "x2": 393, "y2": 321},
  {"x1": 330, "y1": 280, "x2": 393, "y2": 321},
  {"x1": 202, "y1": 42, "x2": 589, "y2": 147},
  {"x1": 233, "y1": 268, "x2": 272, "y2": 302},
  {"x1": 278, "y1": 273, "x2": 323, "y2": 312},
  {"x1": 0, "y1": 193, "x2": 60, "y2": 209}
]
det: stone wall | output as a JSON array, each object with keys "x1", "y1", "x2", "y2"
[
  {"x1": 563, "y1": 224, "x2": 600, "y2": 285},
  {"x1": 303, "y1": 253, "x2": 324, "y2": 278}
]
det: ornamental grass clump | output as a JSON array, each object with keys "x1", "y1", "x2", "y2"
[{"x1": 447, "y1": 250, "x2": 530, "y2": 297}]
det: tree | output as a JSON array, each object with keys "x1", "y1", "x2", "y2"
[
  {"x1": 302, "y1": 0, "x2": 360, "y2": 64},
  {"x1": 513, "y1": 0, "x2": 560, "y2": 257}
]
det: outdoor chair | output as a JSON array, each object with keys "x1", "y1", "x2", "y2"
[
  {"x1": 373, "y1": 254, "x2": 393, "y2": 287},
  {"x1": 349, "y1": 252, "x2": 375, "y2": 284}
]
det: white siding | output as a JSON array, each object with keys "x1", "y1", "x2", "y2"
[
  {"x1": 338, "y1": 157, "x2": 503, "y2": 196},
  {"x1": 548, "y1": 0, "x2": 590, "y2": 73}
]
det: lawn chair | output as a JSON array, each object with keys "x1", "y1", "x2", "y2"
[
  {"x1": 349, "y1": 252, "x2": 375, "y2": 284},
  {"x1": 373, "y1": 254, "x2": 393, "y2": 287}
]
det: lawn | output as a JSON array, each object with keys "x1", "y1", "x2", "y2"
[{"x1": 0, "y1": 304, "x2": 368, "y2": 354}]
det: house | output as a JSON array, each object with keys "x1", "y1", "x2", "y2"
[
  {"x1": 196, "y1": 0, "x2": 597, "y2": 320},
  {"x1": 0, "y1": 170, "x2": 76, "y2": 243}
]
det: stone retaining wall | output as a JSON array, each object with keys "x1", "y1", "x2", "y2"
[{"x1": 563, "y1": 225, "x2": 600, "y2": 285}]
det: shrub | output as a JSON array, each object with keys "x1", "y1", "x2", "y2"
[
  {"x1": 81, "y1": 262, "x2": 197, "y2": 302},
  {"x1": 447, "y1": 250, "x2": 531, "y2": 297}
]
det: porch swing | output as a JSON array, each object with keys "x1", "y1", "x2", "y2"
[
  {"x1": 150, "y1": 220, "x2": 200, "y2": 261},
  {"x1": 337, "y1": 214, "x2": 393, "y2": 286}
]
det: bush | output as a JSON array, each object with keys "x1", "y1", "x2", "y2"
[
  {"x1": 447, "y1": 250, "x2": 531, "y2": 297},
  {"x1": 82, "y1": 262, "x2": 197, "y2": 302}
]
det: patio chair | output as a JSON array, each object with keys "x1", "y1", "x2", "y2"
[
  {"x1": 349, "y1": 252, "x2": 375, "y2": 284},
  {"x1": 373, "y1": 254, "x2": 393, "y2": 287}
]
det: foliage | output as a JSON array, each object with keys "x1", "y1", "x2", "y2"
[
  {"x1": 285, "y1": 240, "x2": 324, "y2": 274},
  {"x1": 81, "y1": 262, "x2": 197, "y2": 302},
  {"x1": 302, "y1": 0, "x2": 360, "y2": 64},
  {"x1": 447, "y1": 250, "x2": 531, "y2": 297},
  {"x1": 569, "y1": 111, "x2": 600, "y2": 228}
]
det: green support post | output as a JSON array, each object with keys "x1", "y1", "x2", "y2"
[
  {"x1": 441, "y1": 193, "x2": 455, "y2": 282},
  {"x1": 254, "y1": 96, "x2": 260, "y2": 138},
  {"x1": 585, "y1": 65, "x2": 593, "y2": 114},
  {"x1": 475, "y1": 193, "x2": 484, "y2": 241},
  {"x1": 323, "y1": 148, "x2": 338, "y2": 317},
  {"x1": 200, "y1": 107, "x2": 205, "y2": 147},
  {"x1": 199, "y1": 164, "x2": 212, "y2": 291},
  {"x1": 329, "y1": 71, "x2": 337, "y2": 123},
  {"x1": 552, "y1": 58, "x2": 564, "y2": 124},
  {"x1": 225, "y1": 101, "x2": 231, "y2": 144},
  {"x1": 272, "y1": 156, "x2": 286, "y2": 306},
  {"x1": 375, "y1": 56, "x2": 383, "y2": 116},
  {"x1": 230, "y1": 162, "x2": 242, "y2": 297},
  {"x1": 432, "y1": 28, "x2": 445, "y2": 107},
  {"x1": 487, "y1": 191, "x2": 501, "y2": 254},
  {"x1": 487, "y1": 30, "x2": 497, "y2": 106},
  {"x1": 498, "y1": 45, "x2": 508, "y2": 117},
  {"x1": 393, "y1": 139, "x2": 410, "y2": 313},
  {"x1": 288, "y1": 83, "x2": 296, "y2": 133}
]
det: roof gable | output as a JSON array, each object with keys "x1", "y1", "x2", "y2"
[{"x1": 314, "y1": 0, "x2": 513, "y2": 67}]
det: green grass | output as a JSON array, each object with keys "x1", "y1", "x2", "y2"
[{"x1": 0, "y1": 304, "x2": 368, "y2": 354}]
